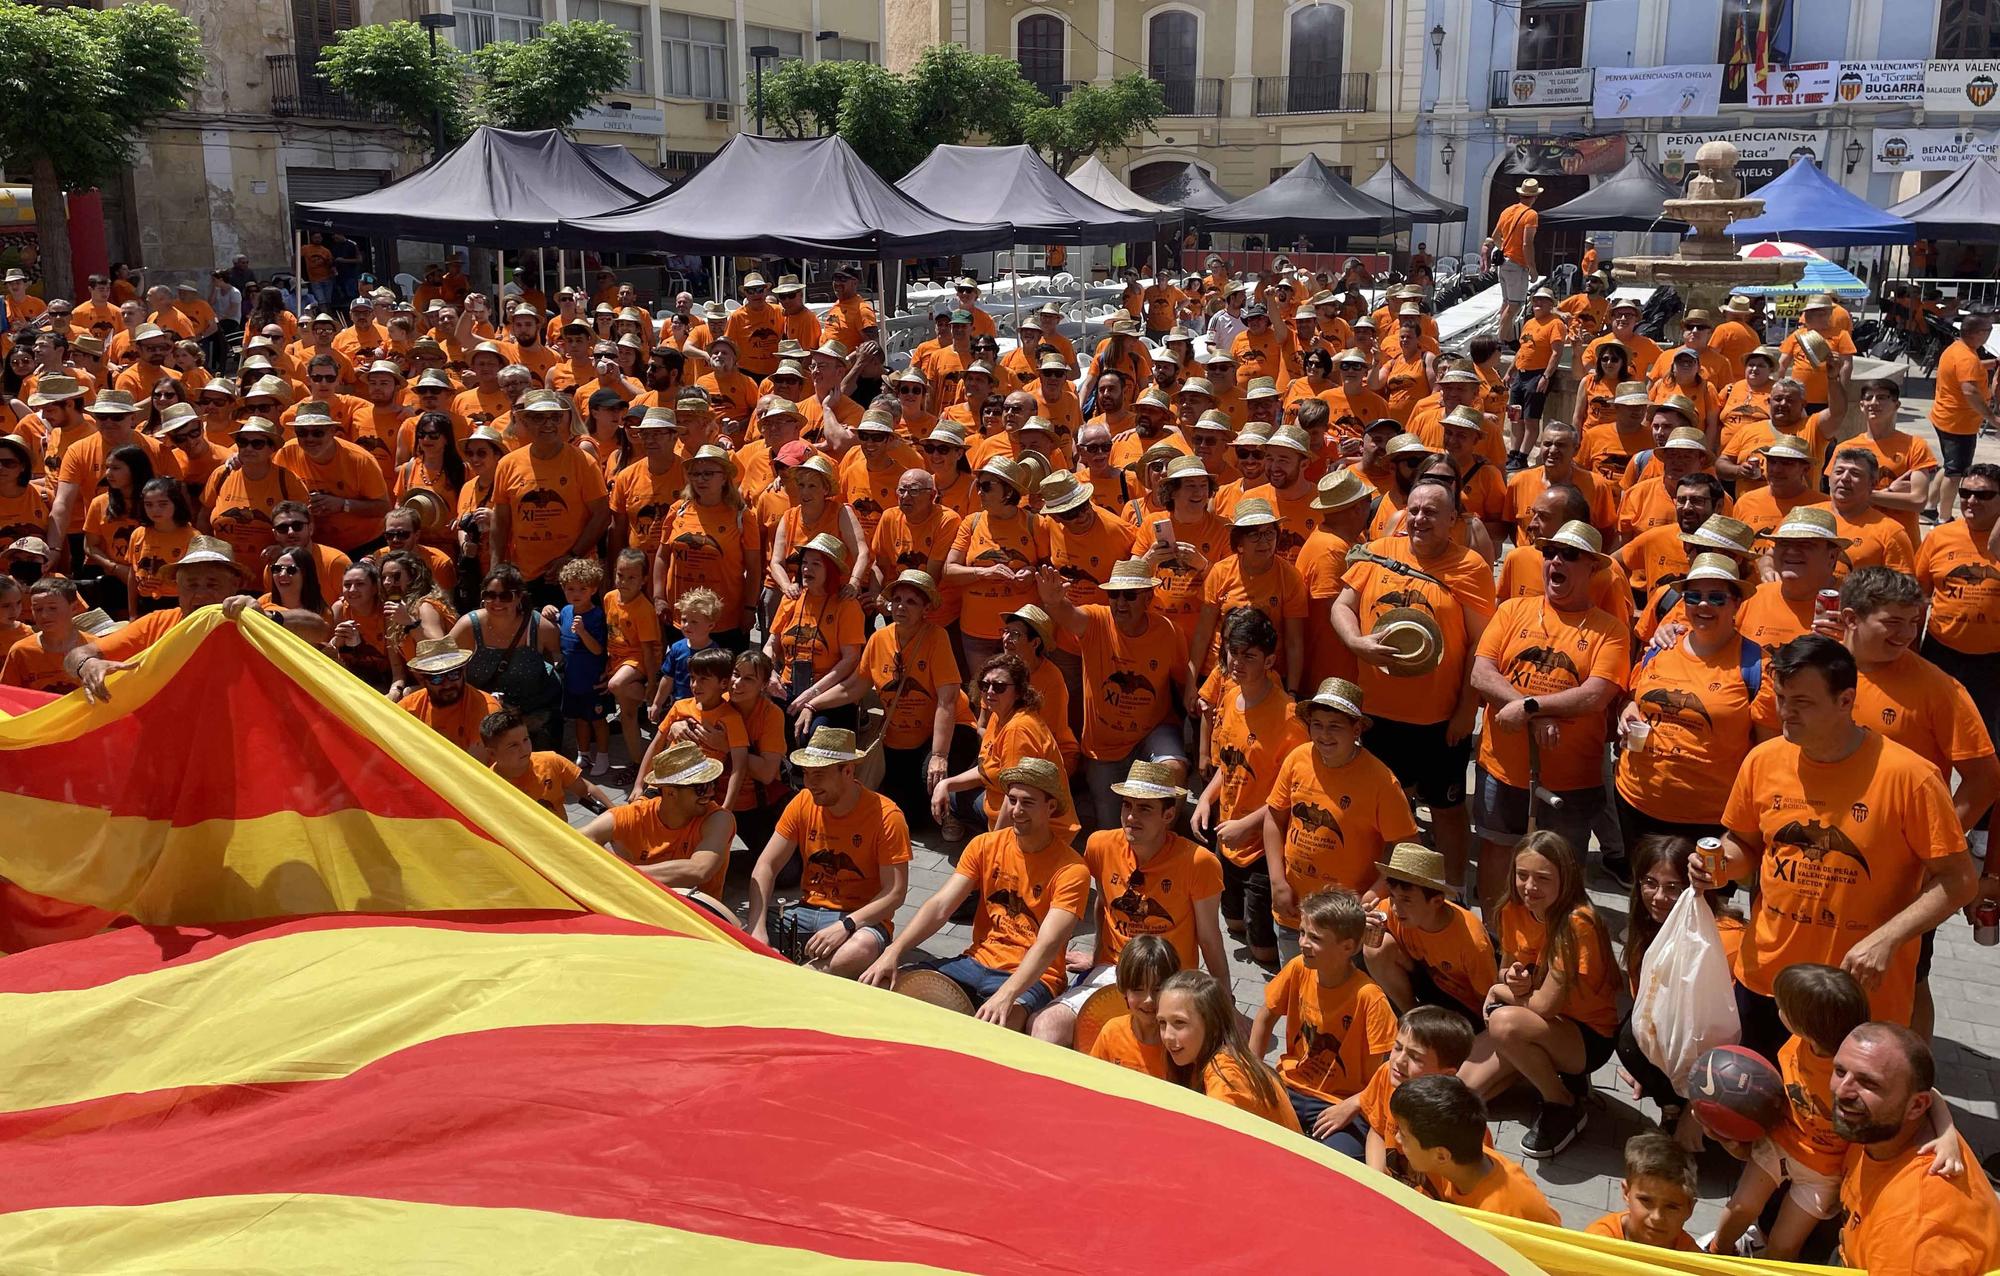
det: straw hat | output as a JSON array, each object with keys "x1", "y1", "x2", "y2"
[
  {"x1": 72, "y1": 608, "x2": 120, "y2": 637},
  {"x1": 26, "y1": 375, "x2": 83, "y2": 407},
  {"x1": 1516, "y1": 178, "x2": 1543, "y2": 196},
  {"x1": 1385, "y1": 432, "x2": 1435, "y2": 459},
  {"x1": 1244, "y1": 376, "x2": 1280, "y2": 402},
  {"x1": 166, "y1": 534, "x2": 247, "y2": 582},
  {"x1": 1653, "y1": 393, "x2": 1699, "y2": 425},
  {"x1": 1760, "y1": 506, "x2": 1852, "y2": 546},
  {"x1": 999, "y1": 756, "x2": 1068, "y2": 811},
  {"x1": 1371, "y1": 606, "x2": 1444, "y2": 677},
  {"x1": 1661, "y1": 426, "x2": 1711, "y2": 455},
  {"x1": 231, "y1": 416, "x2": 281, "y2": 442},
  {"x1": 1801, "y1": 292, "x2": 1840, "y2": 312},
  {"x1": 1019, "y1": 414, "x2": 1058, "y2": 438},
  {"x1": 405, "y1": 636, "x2": 475, "y2": 677},
  {"x1": 1304, "y1": 676, "x2": 1368, "y2": 724},
  {"x1": 1199, "y1": 348, "x2": 1236, "y2": 367},
  {"x1": 978, "y1": 455, "x2": 1028, "y2": 493},
  {"x1": 789, "y1": 725, "x2": 864, "y2": 768},
  {"x1": 1110, "y1": 759, "x2": 1189, "y2": 800},
  {"x1": 887, "y1": 569, "x2": 941, "y2": 607},
  {"x1": 1682, "y1": 551, "x2": 1751, "y2": 592},
  {"x1": 925, "y1": 422, "x2": 968, "y2": 448},
  {"x1": 1134, "y1": 386, "x2": 1174, "y2": 413},
  {"x1": 1721, "y1": 296, "x2": 1755, "y2": 316},
  {"x1": 741, "y1": 272, "x2": 769, "y2": 290},
  {"x1": 632, "y1": 406, "x2": 679, "y2": 432},
  {"x1": 1795, "y1": 329, "x2": 1833, "y2": 367},
  {"x1": 1233, "y1": 424, "x2": 1272, "y2": 450},
  {"x1": 1336, "y1": 348, "x2": 1371, "y2": 367},
  {"x1": 1001, "y1": 604, "x2": 1055, "y2": 651},
  {"x1": 762, "y1": 396, "x2": 805, "y2": 422},
  {"x1": 686, "y1": 444, "x2": 737, "y2": 474},
  {"x1": 894, "y1": 968, "x2": 975, "y2": 1013},
  {"x1": 1536, "y1": 519, "x2": 1607, "y2": 562},
  {"x1": 1442, "y1": 405, "x2": 1487, "y2": 435},
  {"x1": 0, "y1": 434, "x2": 34, "y2": 471},
  {"x1": 1683, "y1": 514, "x2": 1756, "y2": 556},
  {"x1": 1102, "y1": 557, "x2": 1164, "y2": 591},
  {"x1": 1744, "y1": 344, "x2": 1783, "y2": 367},
  {"x1": 1612, "y1": 380, "x2": 1651, "y2": 407},
  {"x1": 1265, "y1": 422, "x2": 1311, "y2": 453},
  {"x1": 1757, "y1": 434, "x2": 1814, "y2": 464},
  {"x1": 1230, "y1": 497, "x2": 1280, "y2": 528},
  {"x1": 1193, "y1": 408, "x2": 1237, "y2": 435},
  {"x1": 85, "y1": 389, "x2": 138, "y2": 416},
  {"x1": 856, "y1": 410, "x2": 898, "y2": 435},
  {"x1": 797, "y1": 530, "x2": 850, "y2": 568},
  {"x1": 1439, "y1": 368, "x2": 1482, "y2": 386},
  {"x1": 517, "y1": 388, "x2": 568, "y2": 414},
  {"x1": 151, "y1": 402, "x2": 200, "y2": 436},
  {"x1": 1310, "y1": 467, "x2": 1370, "y2": 511},
  {"x1": 770, "y1": 273, "x2": 805, "y2": 296},
  {"x1": 463, "y1": 425, "x2": 509, "y2": 453},
  {"x1": 1144, "y1": 442, "x2": 1189, "y2": 470},
  {"x1": 646, "y1": 741, "x2": 725, "y2": 787},
  {"x1": 1178, "y1": 376, "x2": 1217, "y2": 399},
  {"x1": 1039, "y1": 470, "x2": 1094, "y2": 516},
  {"x1": 399, "y1": 488, "x2": 449, "y2": 533},
  {"x1": 1376, "y1": 842, "x2": 1452, "y2": 893}
]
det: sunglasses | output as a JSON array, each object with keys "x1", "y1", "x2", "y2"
[
  {"x1": 295, "y1": 429, "x2": 331, "y2": 441},
  {"x1": 270, "y1": 564, "x2": 300, "y2": 577},
  {"x1": 383, "y1": 528, "x2": 413, "y2": 541},
  {"x1": 272, "y1": 521, "x2": 308, "y2": 533},
  {"x1": 422, "y1": 669, "x2": 463, "y2": 684},
  {"x1": 239, "y1": 437, "x2": 276, "y2": 450},
  {"x1": 482, "y1": 588, "x2": 519, "y2": 600},
  {"x1": 975, "y1": 480, "x2": 1001, "y2": 493},
  {"x1": 896, "y1": 386, "x2": 926, "y2": 395},
  {"x1": 1545, "y1": 546, "x2": 1590, "y2": 562},
  {"x1": 1078, "y1": 441, "x2": 1112, "y2": 453},
  {"x1": 1961, "y1": 489, "x2": 1999, "y2": 501},
  {"x1": 920, "y1": 443, "x2": 958, "y2": 455},
  {"x1": 1685, "y1": 588, "x2": 1736, "y2": 606},
  {"x1": 979, "y1": 679, "x2": 1014, "y2": 693},
  {"x1": 309, "y1": 374, "x2": 339, "y2": 383},
  {"x1": 416, "y1": 429, "x2": 445, "y2": 440}
]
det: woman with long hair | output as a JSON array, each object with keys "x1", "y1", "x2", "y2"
[
  {"x1": 1570, "y1": 341, "x2": 1630, "y2": 433},
  {"x1": 2, "y1": 344, "x2": 34, "y2": 400},
  {"x1": 328, "y1": 559, "x2": 393, "y2": 692},
  {"x1": 1460, "y1": 830, "x2": 1621, "y2": 1159},
  {"x1": 146, "y1": 374, "x2": 190, "y2": 434},
  {"x1": 659, "y1": 444, "x2": 758, "y2": 650},
  {"x1": 763, "y1": 532, "x2": 865, "y2": 744},
  {"x1": 246, "y1": 285, "x2": 292, "y2": 342},
  {"x1": 83, "y1": 444, "x2": 155, "y2": 614},
  {"x1": 125, "y1": 476, "x2": 196, "y2": 615},
  {"x1": 580, "y1": 389, "x2": 631, "y2": 479},
  {"x1": 768, "y1": 454, "x2": 867, "y2": 599},
  {"x1": 1158, "y1": 969, "x2": 1301, "y2": 1130},
  {"x1": 380, "y1": 548, "x2": 455, "y2": 700},
  {"x1": 1284, "y1": 347, "x2": 1338, "y2": 416},
  {"x1": 450, "y1": 562, "x2": 564, "y2": 747},
  {"x1": 259, "y1": 544, "x2": 330, "y2": 618},
  {"x1": 931, "y1": 651, "x2": 1067, "y2": 839},
  {"x1": 393, "y1": 410, "x2": 466, "y2": 552}
]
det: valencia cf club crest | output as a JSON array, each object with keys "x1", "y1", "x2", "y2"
[
  {"x1": 1837, "y1": 70, "x2": 1862, "y2": 101},
  {"x1": 1850, "y1": 802, "x2": 1869, "y2": 824},
  {"x1": 1881, "y1": 136, "x2": 1909, "y2": 162},
  {"x1": 1970, "y1": 75, "x2": 1998, "y2": 107},
  {"x1": 1881, "y1": 707, "x2": 1898, "y2": 726},
  {"x1": 1512, "y1": 73, "x2": 1534, "y2": 102}
]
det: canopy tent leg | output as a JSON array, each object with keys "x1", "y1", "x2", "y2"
[
  {"x1": 558, "y1": 250, "x2": 568, "y2": 293},
  {"x1": 495, "y1": 248, "x2": 505, "y2": 313},
  {"x1": 294, "y1": 230, "x2": 304, "y2": 315},
  {"x1": 537, "y1": 247, "x2": 545, "y2": 302}
]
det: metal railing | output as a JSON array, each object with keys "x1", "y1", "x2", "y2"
[
  {"x1": 267, "y1": 53, "x2": 392, "y2": 123},
  {"x1": 1151, "y1": 74, "x2": 1223, "y2": 116},
  {"x1": 1253, "y1": 72, "x2": 1371, "y2": 115},
  {"x1": 1029, "y1": 78, "x2": 1078, "y2": 107}
]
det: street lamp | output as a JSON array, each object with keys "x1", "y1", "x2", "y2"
[
  {"x1": 1440, "y1": 138, "x2": 1455, "y2": 176},
  {"x1": 749, "y1": 44, "x2": 781, "y2": 135},
  {"x1": 1844, "y1": 137, "x2": 1864, "y2": 174},
  {"x1": 417, "y1": 12, "x2": 456, "y2": 157},
  {"x1": 1430, "y1": 25, "x2": 1446, "y2": 68}
]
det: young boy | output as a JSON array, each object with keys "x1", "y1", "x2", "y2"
[
  {"x1": 1313, "y1": 1006, "x2": 1477, "y2": 1176},
  {"x1": 1088, "y1": 933, "x2": 1180, "y2": 1079},
  {"x1": 1586, "y1": 1133, "x2": 1701, "y2": 1251},
  {"x1": 641, "y1": 645, "x2": 750, "y2": 812},
  {"x1": 0, "y1": 577, "x2": 28, "y2": 665},
  {"x1": 549, "y1": 557, "x2": 610, "y2": 774},
  {"x1": 603, "y1": 547, "x2": 663, "y2": 770},
  {"x1": 1391, "y1": 1073, "x2": 1561, "y2": 1224},
  {"x1": 482, "y1": 707, "x2": 611, "y2": 820},
  {"x1": 1364, "y1": 842, "x2": 1497, "y2": 1029},
  {"x1": 1251, "y1": 887, "x2": 1399, "y2": 1144},
  {"x1": 655, "y1": 586, "x2": 722, "y2": 708}
]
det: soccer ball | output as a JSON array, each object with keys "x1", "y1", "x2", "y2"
[{"x1": 1688, "y1": 1044, "x2": 1786, "y2": 1143}]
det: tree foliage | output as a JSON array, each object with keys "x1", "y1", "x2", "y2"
[
  {"x1": 0, "y1": 1, "x2": 204, "y2": 297},
  {"x1": 752, "y1": 45, "x2": 1156, "y2": 179},
  {"x1": 470, "y1": 20, "x2": 635, "y2": 131},
  {"x1": 316, "y1": 20, "x2": 472, "y2": 142}
]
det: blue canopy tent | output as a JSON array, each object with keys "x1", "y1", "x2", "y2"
[
  {"x1": 1727, "y1": 255, "x2": 1869, "y2": 299},
  {"x1": 1722, "y1": 160, "x2": 1915, "y2": 246}
]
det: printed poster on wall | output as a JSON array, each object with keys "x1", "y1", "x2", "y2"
[
  {"x1": 1925, "y1": 60, "x2": 2000, "y2": 112},
  {"x1": 1746, "y1": 62, "x2": 1837, "y2": 109},
  {"x1": 1595, "y1": 65, "x2": 1726, "y2": 118},
  {"x1": 1834, "y1": 60, "x2": 1925, "y2": 105},
  {"x1": 1871, "y1": 127, "x2": 2000, "y2": 172},
  {"x1": 1656, "y1": 129, "x2": 1827, "y2": 192},
  {"x1": 1497, "y1": 67, "x2": 1593, "y2": 108}
]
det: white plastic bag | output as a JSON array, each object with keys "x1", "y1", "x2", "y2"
[{"x1": 1631, "y1": 887, "x2": 1741, "y2": 1094}]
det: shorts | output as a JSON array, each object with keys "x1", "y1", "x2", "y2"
[
  {"x1": 1561, "y1": 1018, "x2": 1618, "y2": 1084},
  {"x1": 1750, "y1": 1135, "x2": 1843, "y2": 1219},
  {"x1": 1406, "y1": 962, "x2": 1484, "y2": 1031},
  {"x1": 1918, "y1": 925, "x2": 1936, "y2": 981},
  {"x1": 1508, "y1": 370, "x2": 1550, "y2": 420},
  {"x1": 1936, "y1": 429, "x2": 1978, "y2": 477},
  {"x1": 1055, "y1": 961, "x2": 1118, "y2": 1012},
  {"x1": 560, "y1": 689, "x2": 608, "y2": 721},
  {"x1": 1498, "y1": 260, "x2": 1532, "y2": 305},
  {"x1": 1082, "y1": 720, "x2": 1192, "y2": 829},
  {"x1": 1365, "y1": 717, "x2": 1470, "y2": 810},
  {"x1": 770, "y1": 903, "x2": 890, "y2": 955},
  {"x1": 924, "y1": 954, "x2": 1057, "y2": 1013},
  {"x1": 1472, "y1": 766, "x2": 1606, "y2": 859}
]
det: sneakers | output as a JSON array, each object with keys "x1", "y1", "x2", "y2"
[
  {"x1": 590, "y1": 752, "x2": 611, "y2": 776},
  {"x1": 1734, "y1": 1224, "x2": 1768, "y2": 1258},
  {"x1": 1522, "y1": 1098, "x2": 1587, "y2": 1159},
  {"x1": 1922, "y1": 507, "x2": 1941, "y2": 525}
]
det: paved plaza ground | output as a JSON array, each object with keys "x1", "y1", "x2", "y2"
[{"x1": 568, "y1": 375, "x2": 1999, "y2": 1242}]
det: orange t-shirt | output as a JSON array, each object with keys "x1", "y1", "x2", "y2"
[
  {"x1": 1724, "y1": 415, "x2": 1831, "y2": 497},
  {"x1": 1200, "y1": 1054, "x2": 1303, "y2": 1131},
  {"x1": 1088, "y1": 1013, "x2": 1169, "y2": 1078},
  {"x1": 1262, "y1": 962, "x2": 1399, "y2": 1102},
  {"x1": 1917, "y1": 520, "x2": 2000, "y2": 655},
  {"x1": 608, "y1": 460, "x2": 685, "y2": 556},
  {"x1": 976, "y1": 708, "x2": 1070, "y2": 828},
  {"x1": 860, "y1": 621, "x2": 965, "y2": 752},
  {"x1": 1046, "y1": 506, "x2": 1139, "y2": 654},
  {"x1": 770, "y1": 589, "x2": 864, "y2": 686},
  {"x1": 126, "y1": 523, "x2": 196, "y2": 599},
  {"x1": 1773, "y1": 1035, "x2": 1846, "y2": 1178},
  {"x1": 1208, "y1": 687, "x2": 1307, "y2": 866},
  {"x1": 950, "y1": 508, "x2": 1050, "y2": 640},
  {"x1": 1266, "y1": 743, "x2": 1418, "y2": 929},
  {"x1": 870, "y1": 503, "x2": 963, "y2": 626},
  {"x1": 953, "y1": 828, "x2": 1092, "y2": 996},
  {"x1": 1198, "y1": 559, "x2": 1309, "y2": 676},
  {"x1": 609, "y1": 799, "x2": 729, "y2": 898},
  {"x1": 1495, "y1": 899, "x2": 1621, "y2": 1035},
  {"x1": 1152, "y1": 510, "x2": 1233, "y2": 644},
  {"x1": 1341, "y1": 536, "x2": 1497, "y2": 726},
  {"x1": 1494, "y1": 202, "x2": 1539, "y2": 270},
  {"x1": 663, "y1": 697, "x2": 749, "y2": 778},
  {"x1": 1723, "y1": 732, "x2": 1965, "y2": 1025},
  {"x1": 501, "y1": 751, "x2": 580, "y2": 818},
  {"x1": 1579, "y1": 419, "x2": 1653, "y2": 483},
  {"x1": 0, "y1": 632, "x2": 79, "y2": 693},
  {"x1": 1731, "y1": 488, "x2": 1827, "y2": 539},
  {"x1": 1425, "y1": 1150, "x2": 1561, "y2": 1225},
  {"x1": 491, "y1": 443, "x2": 609, "y2": 581},
  {"x1": 1582, "y1": 1213, "x2": 1702, "y2": 1251},
  {"x1": 1930, "y1": 340, "x2": 1991, "y2": 436},
  {"x1": 1842, "y1": 430, "x2": 1937, "y2": 545},
  {"x1": 1780, "y1": 326, "x2": 1857, "y2": 405},
  {"x1": 1840, "y1": 1132, "x2": 2000, "y2": 1276},
  {"x1": 603, "y1": 588, "x2": 661, "y2": 672},
  {"x1": 399, "y1": 685, "x2": 501, "y2": 753},
  {"x1": 1505, "y1": 466, "x2": 1617, "y2": 541},
  {"x1": 722, "y1": 302, "x2": 784, "y2": 377},
  {"x1": 1737, "y1": 581, "x2": 1814, "y2": 656},
  {"x1": 1495, "y1": 545, "x2": 1634, "y2": 621},
  {"x1": 1382, "y1": 900, "x2": 1498, "y2": 1016},
  {"x1": 1473, "y1": 596, "x2": 1630, "y2": 791},
  {"x1": 776, "y1": 788, "x2": 911, "y2": 916},
  {"x1": 1616, "y1": 636, "x2": 1773, "y2": 824},
  {"x1": 272, "y1": 437, "x2": 389, "y2": 552},
  {"x1": 1297, "y1": 529, "x2": 1359, "y2": 688},
  {"x1": 1082, "y1": 830, "x2": 1222, "y2": 969},
  {"x1": 658, "y1": 496, "x2": 757, "y2": 627},
  {"x1": 1075, "y1": 605, "x2": 1187, "y2": 762},
  {"x1": 1855, "y1": 650, "x2": 1993, "y2": 778},
  {"x1": 1514, "y1": 314, "x2": 1565, "y2": 375},
  {"x1": 1613, "y1": 521, "x2": 1689, "y2": 597}
]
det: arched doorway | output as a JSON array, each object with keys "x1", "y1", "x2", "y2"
[{"x1": 1487, "y1": 167, "x2": 1589, "y2": 273}]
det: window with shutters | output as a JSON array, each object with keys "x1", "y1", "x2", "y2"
[
  {"x1": 291, "y1": 0, "x2": 355, "y2": 81},
  {"x1": 1940, "y1": 0, "x2": 2000, "y2": 57},
  {"x1": 1016, "y1": 14, "x2": 1067, "y2": 103},
  {"x1": 572, "y1": 0, "x2": 645, "y2": 91},
  {"x1": 453, "y1": 0, "x2": 545, "y2": 52},
  {"x1": 661, "y1": 12, "x2": 730, "y2": 100},
  {"x1": 746, "y1": 25, "x2": 805, "y2": 61},
  {"x1": 1516, "y1": 0, "x2": 1585, "y2": 70}
]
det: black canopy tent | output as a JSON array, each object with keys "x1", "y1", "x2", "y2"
[
  {"x1": 1146, "y1": 163, "x2": 1236, "y2": 212},
  {"x1": 1885, "y1": 158, "x2": 2000, "y2": 241},
  {"x1": 577, "y1": 142, "x2": 671, "y2": 199},
  {"x1": 896, "y1": 144, "x2": 1155, "y2": 245},
  {"x1": 1356, "y1": 163, "x2": 1467, "y2": 225},
  {"x1": 1536, "y1": 156, "x2": 1690, "y2": 232},
  {"x1": 1200, "y1": 154, "x2": 1411, "y2": 238},
  {"x1": 558, "y1": 133, "x2": 1012, "y2": 258}
]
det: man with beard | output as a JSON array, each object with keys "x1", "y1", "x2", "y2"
[
  {"x1": 1246, "y1": 421, "x2": 1316, "y2": 563},
  {"x1": 396, "y1": 636, "x2": 501, "y2": 758},
  {"x1": 1108, "y1": 386, "x2": 1188, "y2": 472},
  {"x1": 1616, "y1": 471, "x2": 1725, "y2": 600}
]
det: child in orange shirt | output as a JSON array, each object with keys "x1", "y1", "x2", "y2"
[
  {"x1": 1312, "y1": 1006, "x2": 1475, "y2": 1175},
  {"x1": 1392, "y1": 1073, "x2": 1560, "y2": 1224},
  {"x1": 1159, "y1": 969, "x2": 1302, "y2": 1132},
  {"x1": 1710, "y1": 963, "x2": 1963, "y2": 1260},
  {"x1": 640, "y1": 645, "x2": 750, "y2": 813},
  {"x1": 1087, "y1": 934, "x2": 1177, "y2": 1079},
  {"x1": 602, "y1": 547, "x2": 663, "y2": 768},
  {"x1": 1585, "y1": 1134, "x2": 1702, "y2": 1252},
  {"x1": 1251, "y1": 887, "x2": 1398, "y2": 1141},
  {"x1": 482, "y1": 707, "x2": 611, "y2": 820},
  {"x1": 126, "y1": 477, "x2": 195, "y2": 615}
]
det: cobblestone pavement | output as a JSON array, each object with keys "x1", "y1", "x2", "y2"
[{"x1": 570, "y1": 380, "x2": 1999, "y2": 1239}]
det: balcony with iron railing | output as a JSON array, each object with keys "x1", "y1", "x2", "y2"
[
  {"x1": 268, "y1": 53, "x2": 396, "y2": 123},
  {"x1": 1151, "y1": 74, "x2": 1223, "y2": 116},
  {"x1": 1253, "y1": 72, "x2": 1371, "y2": 115}
]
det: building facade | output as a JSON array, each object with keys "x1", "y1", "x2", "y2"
[
  {"x1": 1415, "y1": 0, "x2": 2000, "y2": 260},
  {"x1": 123, "y1": 0, "x2": 883, "y2": 282},
  {"x1": 884, "y1": 0, "x2": 1427, "y2": 206}
]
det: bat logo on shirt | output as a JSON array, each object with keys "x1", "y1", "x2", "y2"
[
  {"x1": 1109, "y1": 887, "x2": 1174, "y2": 930},
  {"x1": 633, "y1": 502, "x2": 667, "y2": 526},
  {"x1": 1771, "y1": 820, "x2": 1871, "y2": 876},
  {"x1": 1056, "y1": 562, "x2": 1101, "y2": 586},
  {"x1": 1275, "y1": 526, "x2": 1305, "y2": 557},
  {"x1": 1640, "y1": 688, "x2": 1712, "y2": 729},
  {"x1": 1, "y1": 520, "x2": 44, "y2": 544},
  {"x1": 852, "y1": 497, "x2": 883, "y2": 519},
  {"x1": 896, "y1": 549, "x2": 929, "y2": 569},
  {"x1": 216, "y1": 507, "x2": 272, "y2": 526},
  {"x1": 807, "y1": 848, "x2": 866, "y2": 878},
  {"x1": 975, "y1": 547, "x2": 1031, "y2": 569},
  {"x1": 1297, "y1": 1020, "x2": 1343, "y2": 1063},
  {"x1": 987, "y1": 887, "x2": 1033, "y2": 918},
  {"x1": 516, "y1": 487, "x2": 567, "y2": 513},
  {"x1": 1103, "y1": 670, "x2": 1156, "y2": 706},
  {"x1": 136, "y1": 555, "x2": 169, "y2": 578},
  {"x1": 672, "y1": 530, "x2": 721, "y2": 554},
  {"x1": 1510, "y1": 646, "x2": 1581, "y2": 682},
  {"x1": 1377, "y1": 590, "x2": 1435, "y2": 613},
  {"x1": 1218, "y1": 744, "x2": 1250, "y2": 777},
  {"x1": 784, "y1": 623, "x2": 823, "y2": 647},
  {"x1": 1291, "y1": 802, "x2": 1343, "y2": 837},
  {"x1": 1941, "y1": 563, "x2": 2000, "y2": 595}
]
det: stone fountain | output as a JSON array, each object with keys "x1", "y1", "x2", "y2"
[{"x1": 1612, "y1": 139, "x2": 1804, "y2": 320}]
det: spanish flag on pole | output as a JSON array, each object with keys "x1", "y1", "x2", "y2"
[{"x1": 0, "y1": 611, "x2": 1834, "y2": 1274}]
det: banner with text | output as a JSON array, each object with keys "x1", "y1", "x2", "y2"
[
  {"x1": 1925, "y1": 60, "x2": 2000, "y2": 112},
  {"x1": 1835, "y1": 60, "x2": 1926, "y2": 105},
  {"x1": 1497, "y1": 67, "x2": 1593, "y2": 108},
  {"x1": 1595, "y1": 64, "x2": 1726, "y2": 118},
  {"x1": 1746, "y1": 62, "x2": 1838, "y2": 109},
  {"x1": 1656, "y1": 129, "x2": 1827, "y2": 192},
  {"x1": 1871, "y1": 126, "x2": 2000, "y2": 172}
]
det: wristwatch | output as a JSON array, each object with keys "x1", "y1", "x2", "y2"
[
  {"x1": 839, "y1": 916, "x2": 858, "y2": 936},
  {"x1": 1522, "y1": 696, "x2": 1541, "y2": 716}
]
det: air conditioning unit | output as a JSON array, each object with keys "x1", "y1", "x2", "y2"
[{"x1": 706, "y1": 101, "x2": 733, "y2": 122}]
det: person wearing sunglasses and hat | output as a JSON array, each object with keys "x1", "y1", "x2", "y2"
[
  {"x1": 862, "y1": 756, "x2": 1090, "y2": 1029},
  {"x1": 766, "y1": 530, "x2": 866, "y2": 740},
  {"x1": 943, "y1": 455, "x2": 1051, "y2": 677},
  {"x1": 1615, "y1": 422, "x2": 1718, "y2": 543},
  {"x1": 486, "y1": 389, "x2": 610, "y2": 604},
  {"x1": 745, "y1": 724, "x2": 911, "y2": 976},
  {"x1": 1497, "y1": 480, "x2": 1633, "y2": 620},
  {"x1": 718, "y1": 274, "x2": 780, "y2": 379},
  {"x1": 398, "y1": 636, "x2": 502, "y2": 757},
  {"x1": 1779, "y1": 291, "x2": 1856, "y2": 418},
  {"x1": 273, "y1": 402, "x2": 391, "y2": 555},
  {"x1": 580, "y1": 741, "x2": 735, "y2": 901}
]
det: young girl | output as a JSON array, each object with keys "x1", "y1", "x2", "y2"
[
  {"x1": 1088, "y1": 934, "x2": 1179, "y2": 1079},
  {"x1": 380, "y1": 549, "x2": 455, "y2": 701},
  {"x1": 1460, "y1": 830, "x2": 1621, "y2": 1160},
  {"x1": 1158, "y1": 969, "x2": 1302, "y2": 1131},
  {"x1": 83, "y1": 444, "x2": 152, "y2": 616},
  {"x1": 125, "y1": 477, "x2": 195, "y2": 615},
  {"x1": 603, "y1": 547, "x2": 663, "y2": 766},
  {"x1": 726, "y1": 648, "x2": 793, "y2": 883},
  {"x1": 327, "y1": 560, "x2": 393, "y2": 692}
]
